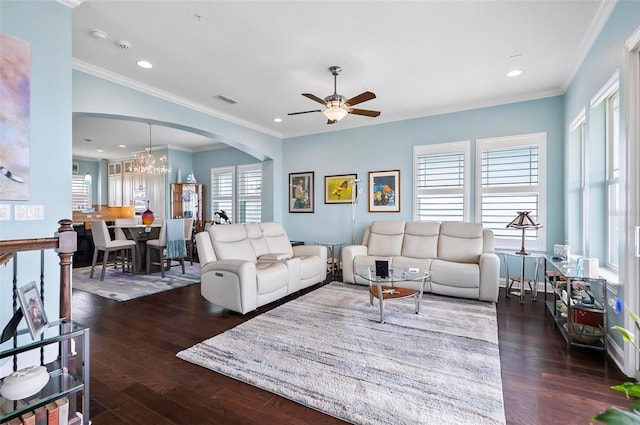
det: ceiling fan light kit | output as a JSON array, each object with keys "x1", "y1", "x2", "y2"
[{"x1": 289, "y1": 66, "x2": 380, "y2": 124}]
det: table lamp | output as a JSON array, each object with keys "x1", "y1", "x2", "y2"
[{"x1": 506, "y1": 211, "x2": 541, "y2": 255}]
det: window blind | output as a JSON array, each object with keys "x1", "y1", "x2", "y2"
[
  {"x1": 415, "y1": 150, "x2": 466, "y2": 221},
  {"x1": 72, "y1": 174, "x2": 91, "y2": 211}
]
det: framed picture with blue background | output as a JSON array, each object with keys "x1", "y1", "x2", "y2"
[{"x1": 368, "y1": 169, "x2": 400, "y2": 212}]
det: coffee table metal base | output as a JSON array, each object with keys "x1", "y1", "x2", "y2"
[{"x1": 369, "y1": 284, "x2": 422, "y2": 323}]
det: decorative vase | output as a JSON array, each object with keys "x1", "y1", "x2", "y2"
[{"x1": 142, "y1": 201, "x2": 155, "y2": 226}]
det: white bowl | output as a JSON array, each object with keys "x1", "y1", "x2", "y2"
[{"x1": 0, "y1": 365, "x2": 50, "y2": 400}]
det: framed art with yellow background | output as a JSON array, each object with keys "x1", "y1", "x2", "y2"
[{"x1": 325, "y1": 174, "x2": 357, "y2": 204}]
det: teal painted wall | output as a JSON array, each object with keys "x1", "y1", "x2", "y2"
[
  {"x1": 282, "y1": 96, "x2": 564, "y2": 248},
  {"x1": 0, "y1": 0, "x2": 72, "y2": 323}
]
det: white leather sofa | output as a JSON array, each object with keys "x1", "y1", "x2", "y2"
[
  {"x1": 341, "y1": 221, "x2": 500, "y2": 302},
  {"x1": 195, "y1": 222, "x2": 327, "y2": 314}
]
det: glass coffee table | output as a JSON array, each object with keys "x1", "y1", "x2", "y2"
[{"x1": 356, "y1": 265, "x2": 431, "y2": 323}]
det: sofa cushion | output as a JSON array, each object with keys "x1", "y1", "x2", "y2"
[
  {"x1": 437, "y1": 221, "x2": 483, "y2": 264},
  {"x1": 245, "y1": 223, "x2": 270, "y2": 257},
  {"x1": 367, "y1": 221, "x2": 406, "y2": 257},
  {"x1": 210, "y1": 224, "x2": 256, "y2": 263},
  {"x1": 255, "y1": 262, "x2": 289, "y2": 295},
  {"x1": 402, "y1": 221, "x2": 440, "y2": 259},
  {"x1": 431, "y1": 259, "x2": 479, "y2": 289},
  {"x1": 260, "y1": 222, "x2": 294, "y2": 257}
]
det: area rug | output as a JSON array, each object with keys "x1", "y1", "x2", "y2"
[
  {"x1": 177, "y1": 282, "x2": 505, "y2": 425},
  {"x1": 72, "y1": 263, "x2": 201, "y2": 301}
]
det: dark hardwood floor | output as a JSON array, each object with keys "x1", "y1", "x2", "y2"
[{"x1": 71, "y1": 274, "x2": 631, "y2": 425}]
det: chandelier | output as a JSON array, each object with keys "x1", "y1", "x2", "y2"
[{"x1": 132, "y1": 124, "x2": 172, "y2": 174}]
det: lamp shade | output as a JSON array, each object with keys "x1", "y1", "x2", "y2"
[
  {"x1": 506, "y1": 211, "x2": 541, "y2": 255},
  {"x1": 323, "y1": 101, "x2": 348, "y2": 122},
  {"x1": 506, "y1": 211, "x2": 540, "y2": 229},
  {"x1": 84, "y1": 172, "x2": 92, "y2": 186}
]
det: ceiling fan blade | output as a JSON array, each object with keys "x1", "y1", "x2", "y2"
[
  {"x1": 288, "y1": 109, "x2": 322, "y2": 116},
  {"x1": 327, "y1": 119, "x2": 337, "y2": 125},
  {"x1": 302, "y1": 93, "x2": 327, "y2": 105},
  {"x1": 346, "y1": 91, "x2": 376, "y2": 107},
  {"x1": 348, "y1": 108, "x2": 381, "y2": 118}
]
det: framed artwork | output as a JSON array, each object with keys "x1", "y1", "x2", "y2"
[
  {"x1": 368, "y1": 169, "x2": 400, "y2": 212},
  {"x1": 17, "y1": 281, "x2": 48, "y2": 339},
  {"x1": 72, "y1": 162, "x2": 80, "y2": 174},
  {"x1": 289, "y1": 171, "x2": 314, "y2": 213},
  {"x1": 324, "y1": 174, "x2": 357, "y2": 204},
  {"x1": 0, "y1": 33, "x2": 31, "y2": 200}
]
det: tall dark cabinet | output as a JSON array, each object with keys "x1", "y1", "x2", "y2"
[{"x1": 170, "y1": 183, "x2": 205, "y2": 232}]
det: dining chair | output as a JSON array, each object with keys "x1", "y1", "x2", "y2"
[
  {"x1": 183, "y1": 218, "x2": 195, "y2": 264},
  {"x1": 146, "y1": 219, "x2": 186, "y2": 277},
  {"x1": 90, "y1": 220, "x2": 137, "y2": 281},
  {"x1": 114, "y1": 218, "x2": 137, "y2": 240}
]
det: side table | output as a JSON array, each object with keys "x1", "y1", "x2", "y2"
[
  {"x1": 499, "y1": 250, "x2": 544, "y2": 304},
  {"x1": 315, "y1": 241, "x2": 345, "y2": 279}
]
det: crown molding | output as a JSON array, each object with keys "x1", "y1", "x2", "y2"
[
  {"x1": 561, "y1": 0, "x2": 618, "y2": 91},
  {"x1": 625, "y1": 24, "x2": 640, "y2": 51},
  {"x1": 72, "y1": 59, "x2": 283, "y2": 139},
  {"x1": 57, "y1": 0, "x2": 85, "y2": 8}
]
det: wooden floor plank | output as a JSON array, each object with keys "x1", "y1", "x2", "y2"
[{"x1": 73, "y1": 276, "x2": 631, "y2": 425}]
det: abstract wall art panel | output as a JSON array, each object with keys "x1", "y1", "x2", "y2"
[{"x1": 0, "y1": 32, "x2": 31, "y2": 200}]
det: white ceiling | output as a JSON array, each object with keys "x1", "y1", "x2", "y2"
[{"x1": 71, "y1": 0, "x2": 613, "y2": 160}]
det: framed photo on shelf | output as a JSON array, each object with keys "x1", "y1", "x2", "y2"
[
  {"x1": 368, "y1": 169, "x2": 400, "y2": 212},
  {"x1": 324, "y1": 174, "x2": 357, "y2": 204},
  {"x1": 289, "y1": 171, "x2": 314, "y2": 213},
  {"x1": 17, "y1": 281, "x2": 48, "y2": 339}
]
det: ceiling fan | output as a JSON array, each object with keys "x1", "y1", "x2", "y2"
[{"x1": 288, "y1": 66, "x2": 381, "y2": 125}]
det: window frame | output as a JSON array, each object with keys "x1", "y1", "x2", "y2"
[
  {"x1": 71, "y1": 173, "x2": 92, "y2": 211},
  {"x1": 210, "y1": 163, "x2": 262, "y2": 224},
  {"x1": 475, "y1": 132, "x2": 547, "y2": 252},
  {"x1": 412, "y1": 140, "x2": 471, "y2": 222},
  {"x1": 237, "y1": 163, "x2": 262, "y2": 223}
]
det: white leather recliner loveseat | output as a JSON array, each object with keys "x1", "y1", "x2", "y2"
[
  {"x1": 195, "y1": 222, "x2": 327, "y2": 314},
  {"x1": 341, "y1": 221, "x2": 500, "y2": 302}
]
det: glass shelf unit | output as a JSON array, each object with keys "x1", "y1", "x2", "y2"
[
  {"x1": 0, "y1": 320, "x2": 90, "y2": 424},
  {"x1": 544, "y1": 257, "x2": 607, "y2": 353}
]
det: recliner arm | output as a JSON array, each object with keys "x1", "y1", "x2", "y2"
[
  {"x1": 341, "y1": 245, "x2": 368, "y2": 283},
  {"x1": 200, "y1": 259, "x2": 258, "y2": 314}
]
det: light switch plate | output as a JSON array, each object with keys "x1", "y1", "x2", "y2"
[{"x1": 14, "y1": 205, "x2": 44, "y2": 221}]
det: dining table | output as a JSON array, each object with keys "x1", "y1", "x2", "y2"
[{"x1": 115, "y1": 224, "x2": 161, "y2": 274}]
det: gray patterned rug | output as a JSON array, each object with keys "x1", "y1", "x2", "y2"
[
  {"x1": 177, "y1": 282, "x2": 505, "y2": 425},
  {"x1": 72, "y1": 263, "x2": 201, "y2": 301}
]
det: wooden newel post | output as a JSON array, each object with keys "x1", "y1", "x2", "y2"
[{"x1": 56, "y1": 219, "x2": 77, "y2": 321}]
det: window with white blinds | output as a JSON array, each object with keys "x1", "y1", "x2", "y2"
[
  {"x1": 238, "y1": 164, "x2": 262, "y2": 223},
  {"x1": 477, "y1": 133, "x2": 546, "y2": 251},
  {"x1": 210, "y1": 164, "x2": 262, "y2": 224},
  {"x1": 72, "y1": 174, "x2": 91, "y2": 211},
  {"x1": 606, "y1": 90, "x2": 620, "y2": 269},
  {"x1": 211, "y1": 166, "x2": 234, "y2": 223},
  {"x1": 413, "y1": 141, "x2": 470, "y2": 221}
]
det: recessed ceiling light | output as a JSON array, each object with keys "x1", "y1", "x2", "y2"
[
  {"x1": 90, "y1": 30, "x2": 107, "y2": 40},
  {"x1": 96, "y1": 148, "x2": 104, "y2": 153},
  {"x1": 137, "y1": 60, "x2": 153, "y2": 69},
  {"x1": 118, "y1": 144, "x2": 127, "y2": 148},
  {"x1": 274, "y1": 118, "x2": 282, "y2": 123},
  {"x1": 507, "y1": 69, "x2": 522, "y2": 77}
]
